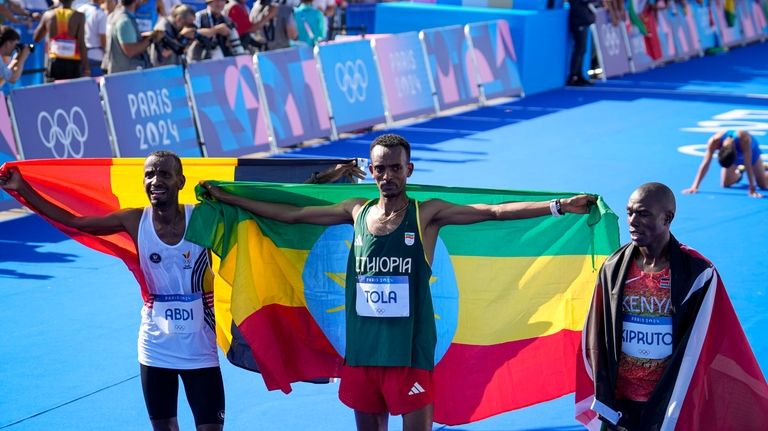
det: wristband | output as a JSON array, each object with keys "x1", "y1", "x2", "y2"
[{"x1": 549, "y1": 199, "x2": 563, "y2": 217}]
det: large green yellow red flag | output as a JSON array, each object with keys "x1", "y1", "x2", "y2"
[{"x1": 185, "y1": 181, "x2": 620, "y2": 425}]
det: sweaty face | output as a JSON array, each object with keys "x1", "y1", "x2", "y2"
[
  {"x1": 369, "y1": 145, "x2": 413, "y2": 199},
  {"x1": 144, "y1": 156, "x2": 185, "y2": 207},
  {"x1": 626, "y1": 191, "x2": 670, "y2": 249}
]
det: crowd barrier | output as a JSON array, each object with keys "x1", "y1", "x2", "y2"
[
  {"x1": 591, "y1": 0, "x2": 768, "y2": 79},
  {"x1": 0, "y1": 19, "x2": 522, "y2": 166},
  {"x1": 373, "y1": 2, "x2": 568, "y2": 95}
]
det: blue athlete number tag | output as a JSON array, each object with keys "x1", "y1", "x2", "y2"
[
  {"x1": 151, "y1": 293, "x2": 204, "y2": 334},
  {"x1": 356, "y1": 275, "x2": 410, "y2": 317}
]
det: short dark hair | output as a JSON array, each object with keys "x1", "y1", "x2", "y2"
[
  {"x1": 148, "y1": 150, "x2": 183, "y2": 175},
  {"x1": 121, "y1": 0, "x2": 137, "y2": 7},
  {"x1": 370, "y1": 133, "x2": 411, "y2": 160},
  {"x1": 0, "y1": 26, "x2": 20, "y2": 46},
  {"x1": 717, "y1": 142, "x2": 736, "y2": 168},
  {"x1": 634, "y1": 182, "x2": 676, "y2": 215}
]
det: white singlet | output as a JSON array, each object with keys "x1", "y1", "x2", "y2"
[{"x1": 137, "y1": 205, "x2": 218, "y2": 369}]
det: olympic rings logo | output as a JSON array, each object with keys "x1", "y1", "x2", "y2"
[
  {"x1": 601, "y1": 23, "x2": 622, "y2": 57},
  {"x1": 36, "y1": 107, "x2": 89, "y2": 159},
  {"x1": 334, "y1": 60, "x2": 368, "y2": 103}
]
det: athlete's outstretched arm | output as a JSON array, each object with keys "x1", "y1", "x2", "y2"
[
  {"x1": 201, "y1": 181, "x2": 363, "y2": 226},
  {"x1": 0, "y1": 167, "x2": 132, "y2": 235},
  {"x1": 683, "y1": 134, "x2": 720, "y2": 194},
  {"x1": 422, "y1": 194, "x2": 595, "y2": 228}
]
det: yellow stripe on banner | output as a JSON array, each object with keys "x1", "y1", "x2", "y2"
[
  {"x1": 223, "y1": 220, "x2": 310, "y2": 325},
  {"x1": 451, "y1": 254, "x2": 609, "y2": 345},
  {"x1": 110, "y1": 158, "x2": 238, "y2": 208},
  {"x1": 211, "y1": 253, "x2": 235, "y2": 352}
]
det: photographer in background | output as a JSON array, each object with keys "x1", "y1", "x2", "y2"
[
  {"x1": 0, "y1": 25, "x2": 30, "y2": 86},
  {"x1": 224, "y1": 0, "x2": 276, "y2": 53},
  {"x1": 187, "y1": 0, "x2": 243, "y2": 63},
  {"x1": 102, "y1": 0, "x2": 163, "y2": 74},
  {"x1": 78, "y1": 0, "x2": 107, "y2": 77},
  {"x1": 150, "y1": 3, "x2": 195, "y2": 66},
  {"x1": 250, "y1": 0, "x2": 297, "y2": 51}
]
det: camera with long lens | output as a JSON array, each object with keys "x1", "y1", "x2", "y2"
[{"x1": 158, "y1": 33, "x2": 187, "y2": 55}]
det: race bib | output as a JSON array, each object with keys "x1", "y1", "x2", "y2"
[
  {"x1": 50, "y1": 40, "x2": 76, "y2": 58},
  {"x1": 151, "y1": 293, "x2": 204, "y2": 334},
  {"x1": 621, "y1": 314, "x2": 673, "y2": 360},
  {"x1": 356, "y1": 275, "x2": 409, "y2": 317}
]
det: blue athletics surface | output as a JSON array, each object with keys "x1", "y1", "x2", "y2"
[{"x1": 2, "y1": 41, "x2": 767, "y2": 430}]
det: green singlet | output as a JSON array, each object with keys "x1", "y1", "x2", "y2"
[{"x1": 344, "y1": 198, "x2": 437, "y2": 370}]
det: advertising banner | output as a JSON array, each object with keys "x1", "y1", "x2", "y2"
[
  {"x1": 690, "y1": 0, "x2": 718, "y2": 50},
  {"x1": 625, "y1": 19, "x2": 655, "y2": 72},
  {"x1": 750, "y1": 0, "x2": 768, "y2": 35},
  {"x1": 187, "y1": 55, "x2": 271, "y2": 156},
  {"x1": 661, "y1": 4, "x2": 697, "y2": 60},
  {"x1": 371, "y1": 32, "x2": 436, "y2": 121},
  {"x1": 593, "y1": 10, "x2": 631, "y2": 78},
  {"x1": 465, "y1": 20, "x2": 523, "y2": 100},
  {"x1": 674, "y1": 3, "x2": 703, "y2": 56},
  {"x1": 736, "y1": 0, "x2": 760, "y2": 41},
  {"x1": 9, "y1": 78, "x2": 112, "y2": 160},
  {"x1": 420, "y1": 25, "x2": 479, "y2": 111},
  {"x1": 102, "y1": 66, "x2": 201, "y2": 157},
  {"x1": 255, "y1": 46, "x2": 332, "y2": 147},
  {"x1": 711, "y1": 0, "x2": 743, "y2": 47},
  {"x1": 0, "y1": 91, "x2": 18, "y2": 210},
  {"x1": 655, "y1": 9, "x2": 680, "y2": 61},
  {"x1": 317, "y1": 40, "x2": 386, "y2": 133}
]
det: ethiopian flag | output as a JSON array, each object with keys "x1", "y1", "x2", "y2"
[{"x1": 186, "y1": 181, "x2": 620, "y2": 425}]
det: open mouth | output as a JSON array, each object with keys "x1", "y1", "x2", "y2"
[{"x1": 150, "y1": 189, "x2": 167, "y2": 199}]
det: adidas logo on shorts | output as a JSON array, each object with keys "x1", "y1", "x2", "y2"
[{"x1": 408, "y1": 381, "x2": 425, "y2": 396}]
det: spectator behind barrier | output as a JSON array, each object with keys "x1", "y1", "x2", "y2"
[
  {"x1": 102, "y1": 0, "x2": 163, "y2": 74},
  {"x1": 250, "y1": 0, "x2": 297, "y2": 51},
  {"x1": 224, "y1": 0, "x2": 277, "y2": 54},
  {"x1": 565, "y1": 0, "x2": 597, "y2": 86},
  {"x1": 0, "y1": 0, "x2": 40, "y2": 25},
  {"x1": 150, "y1": 3, "x2": 195, "y2": 66},
  {"x1": 0, "y1": 25, "x2": 31, "y2": 86},
  {"x1": 187, "y1": 0, "x2": 244, "y2": 63},
  {"x1": 34, "y1": 0, "x2": 90, "y2": 81},
  {"x1": 294, "y1": 0, "x2": 325, "y2": 47},
  {"x1": 78, "y1": 0, "x2": 108, "y2": 77}
]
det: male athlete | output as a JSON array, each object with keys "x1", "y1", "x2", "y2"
[
  {"x1": 2, "y1": 152, "x2": 224, "y2": 431},
  {"x1": 202, "y1": 133, "x2": 595, "y2": 431}
]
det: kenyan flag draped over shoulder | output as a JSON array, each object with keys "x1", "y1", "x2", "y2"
[{"x1": 186, "y1": 181, "x2": 620, "y2": 425}]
